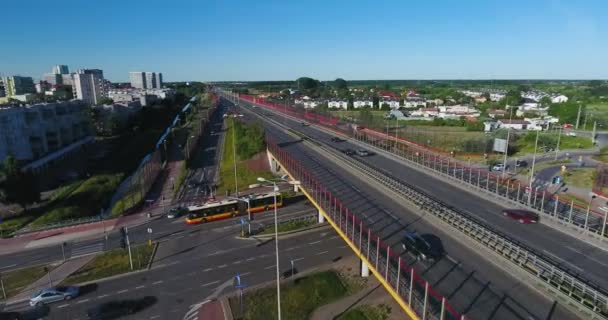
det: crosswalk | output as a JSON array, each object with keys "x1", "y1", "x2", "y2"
[{"x1": 70, "y1": 242, "x2": 104, "y2": 258}]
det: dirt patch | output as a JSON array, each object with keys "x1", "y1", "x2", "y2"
[{"x1": 242, "y1": 152, "x2": 270, "y2": 172}]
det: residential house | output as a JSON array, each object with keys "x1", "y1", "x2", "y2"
[
  {"x1": 328, "y1": 100, "x2": 348, "y2": 110},
  {"x1": 353, "y1": 100, "x2": 373, "y2": 109},
  {"x1": 488, "y1": 109, "x2": 507, "y2": 118},
  {"x1": 380, "y1": 99, "x2": 400, "y2": 109},
  {"x1": 410, "y1": 108, "x2": 439, "y2": 118}
]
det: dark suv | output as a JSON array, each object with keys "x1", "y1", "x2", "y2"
[{"x1": 401, "y1": 232, "x2": 444, "y2": 262}]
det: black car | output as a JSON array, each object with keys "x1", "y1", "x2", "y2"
[
  {"x1": 401, "y1": 232, "x2": 444, "y2": 262},
  {"x1": 0, "y1": 312, "x2": 22, "y2": 320},
  {"x1": 331, "y1": 137, "x2": 345, "y2": 142},
  {"x1": 301, "y1": 122, "x2": 310, "y2": 126},
  {"x1": 342, "y1": 148, "x2": 355, "y2": 156},
  {"x1": 87, "y1": 297, "x2": 157, "y2": 320},
  {"x1": 515, "y1": 160, "x2": 528, "y2": 167}
]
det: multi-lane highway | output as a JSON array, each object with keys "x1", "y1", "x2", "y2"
[
  {"x1": 235, "y1": 96, "x2": 608, "y2": 290},
  {"x1": 227, "y1": 95, "x2": 581, "y2": 319},
  {"x1": 5, "y1": 220, "x2": 350, "y2": 320}
]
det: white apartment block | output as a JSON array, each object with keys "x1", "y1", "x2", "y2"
[
  {"x1": 73, "y1": 69, "x2": 106, "y2": 106},
  {"x1": 0, "y1": 100, "x2": 92, "y2": 164},
  {"x1": 145, "y1": 72, "x2": 156, "y2": 89},
  {"x1": 353, "y1": 100, "x2": 373, "y2": 109},
  {"x1": 328, "y1": 100, "x2": 348, "y2": 110},
  {"x1": 130, "y1": 71, "x2": 163, "y2": 89},
  {"x1": 129, "y1": 72, "x2": 146, "y2": 89},
  {"x1": 380, "y1": 99, "x2": 400, "y2": 109}
]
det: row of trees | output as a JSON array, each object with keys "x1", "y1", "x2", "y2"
[{"x1": 0, "y1": 156, "x2": 40, "y2": 211}]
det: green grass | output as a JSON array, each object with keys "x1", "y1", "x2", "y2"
[
  {"x1": 49, "y1": 179, "x2": 85, "y2": 202},
  {"x1": 1, "y1": 265, "x2": 53, "y2": 299},
  {"x1": 29, "y1": 174, "x2": 123, "y2": 227},
  {"x1": 229, "y1": 270, "x2": 352, "y2": 320},
  {"x1": 257, "y1": 219, "x2": 316, "y2": 235},
  {"x1": 62, "y1": 245, "x2": 154, "y2": 285},
  {"x1": 173, "y1": 161, "x2": 187, "y2": 197},
  {"x1": 562, "y1": 168, "x2": 597, "y2": 189},
  {"x1": 338, "y1": 304, "x2": 392, "y2": 320},
  {"x1": 518, "y1": 159, "x2": 572, "y2": 177},
  {"x1": 557, "y1": 193, "x2": 590, "y2": 208},
  {"x1": 516, "y1": 132, "x2": 593, "y2": 155},
  {"x1": 110, "y1": 191, "x2": 144, "y2": 218},
  {"x1": 0, "y1": 215, "x2": 34, "y2": 237},
  {"x1": 217, "y1": 119, "x2": 273, "y2": 194},
  {"x1": 593, "y1": 147, "x2": 608, "y2": 163}
]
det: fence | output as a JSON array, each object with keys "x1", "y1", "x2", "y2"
[
  {"x1": 108, "y1": 94, "x2": 220, "y2": 217},
  {"x1": 267, "y1": 137, "x2": 462, "y2": 320}
]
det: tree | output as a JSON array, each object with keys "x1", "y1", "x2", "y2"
[
  {"x1": 334, "y1": 78, "x2": 348, "y2": 90},
  {"x1": 380, "y1": 103, "x2": 391, "y2": 111},
  {"x1": 97, "y1": 97, "x2": 114, "y2": 105},
  {"x1": 296, "y1": 77, "x2": 321, "y2": 90},
  {"x1": 0, "y1": 156, "x2": 40, "y2": 211},
  {"x1": 539, "y1": 96, "x2": 552, "y2": 107}
]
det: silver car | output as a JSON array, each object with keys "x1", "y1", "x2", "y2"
[{"x1": 30, "y1": 286, "x2": 79, "y2": 306}]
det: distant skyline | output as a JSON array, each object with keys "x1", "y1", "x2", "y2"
[{"x1": 1, "y1": 0, "x2": 607, "y2": 82}]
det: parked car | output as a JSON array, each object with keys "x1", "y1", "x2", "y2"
[
  {"x1": 401, "y1": 232, "x2": 444, "y2": 262},
  {"x1": 502, "y1": 209, "x2": 539, "y2": 224},
  {"x1": 86, "y1": 297, "x2": 157, "y2": 320},
  {"x1": 0, "y1": 312, "x2": 22, "y2": 320},
  {"x1": 167, "y1": 207, "x2": 187, "y2": 219},
  {"x1": 515, "y1": 160, "x2": 528, "y2": 167},
  {"x1": 30, "y1": 286, "x2": 80, "y2": 306},
  {"x1": 491, "y1": 163, "x2": 506, "y2": 171},
  {"x1": 355, "y1": 149, "x2": 369, "y2": 157},
  {"x1": 331, "y1": 137, "x2": 345, "y2": 142},
  {"x1": 342, "y1": 148, "x2": 355, "y2": 156},
  {"x1": 301, "y1": 122, "x2": 310, "y2": 126}
]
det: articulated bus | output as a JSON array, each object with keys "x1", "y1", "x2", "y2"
[{"x1": 185, "y1": 192, "x2": 283, "y2": 225}]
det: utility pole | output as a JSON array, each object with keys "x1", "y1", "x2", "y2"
[
  {"x1": 592, "y1": 121, "x2": 597, "y2": 145},
  {"x1": 0, "y1": 274, "x2": 6, "y2": 300},
  {"x1": 528, "y1": 130, "x2": 540, "y2": 205},
  {"x1": 232, "y1": 117, "x2": 239, "y2": 196},
  {"x1": 121, "y1": 227, "x2": 134, "y2": 270},
  {"x1": 555, "y1": 126, "x2": 562, "y2": 160},
  {"x1": 583, "y1": 112, "x2": 589, "y2": 131},
  {"x1": 575, "y1": 103, "x2": 582, "y2": 130}
]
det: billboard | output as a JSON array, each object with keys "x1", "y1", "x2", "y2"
[{"x1": 493, "y1": 138, "x2": 508, "y2": 153}]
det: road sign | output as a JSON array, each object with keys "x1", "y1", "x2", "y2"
[{"x1": 147, "y1": 227, "x2": 153, "y2": 234}]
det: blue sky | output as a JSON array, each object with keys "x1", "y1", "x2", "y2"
[{"x1": 1, "y1": 0, "x2": 606, "y2": 81}]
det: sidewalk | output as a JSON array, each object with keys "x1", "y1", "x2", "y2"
[{"x1": 5, "y1": 255, "x2": 95, "y2": 306}]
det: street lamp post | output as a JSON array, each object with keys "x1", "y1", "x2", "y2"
[
  {"x1": 257, "y1": 177, "x2": 282, "y2": 320},
  {"x1": 501, "y1": 106, "x2": 514, "y2": 179},
  {"x1": 232, "y1": 116, "x2": 239, "y2": 196},
  {"x1": 528, "y1": 130, "x2": 540, "y2": 205}
]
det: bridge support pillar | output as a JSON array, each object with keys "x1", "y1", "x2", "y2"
[
  {"x1": 318, "y1": 210, "x2": 325, "y2": 223},
  {"x1": 360, "y1": 259, "x2": 370, "y2": 277}
]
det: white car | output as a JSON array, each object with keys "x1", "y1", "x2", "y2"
[{"x1": 492, "y1": 163, "x2": 506, "y2": 171}]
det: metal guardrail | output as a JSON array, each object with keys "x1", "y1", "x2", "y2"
[
  {"x1": 11, "y1": 215, "x2": 103, "y2": 236},
  {"x1": 355, "y1": 129, "x2": 608, "y2": 240},
  {"x1": 309, "y1": 133, "x2": 608, "y2": 319}
]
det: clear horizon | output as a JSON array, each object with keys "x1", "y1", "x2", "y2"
[{"x1": 1, "y1": 0, "x2": 607, "y2": 82}]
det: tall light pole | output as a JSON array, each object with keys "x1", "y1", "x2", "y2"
[
  {"x1": 555, "y1": 126, "x2": 562, "y2": 160},
  {"x1": 257, "y1": 177, "x2": 282, "y2": 320},
  {"x1": 232, "y1": 116, "x2": 239, "y2": 196},
  {"x1": 528, "y1": 130, "x2": 540, "y2": 205}
]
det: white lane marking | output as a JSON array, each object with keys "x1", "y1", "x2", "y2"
[
  {"x1": 233, "y1": 260, "x2": 242, "y2": 265},
  {"x1": 264, "y1": 264, "x2": 276, "y2": 270},
  {"x1": 202, "y1": 267, "x2": 213, "y2": 272},
  {"x1": 202, "y1": 280, "x2": 220, "y2": 287},
  {"x1": 316, "y1": 250, "x2": 329, "y2": 255},
  {"x1": 0, "y1": 264, "x2": 17, "y2": 270},
  {"x1": 76, "y1": 298, "x2": 90, "y2": 304},
  {"x1": 240, "y1": 272, "x2": 252, "y2": 276},
  {"x1": 292, "y1": 257, "x2": 305, "y2": 262},
  {"x1": 153, "y1": 280, "x2": 164, "y2": 285},
  {"x1": 97, "y1": 294, "x2": 109, "y2": 299},
  {"x1": 308, "y1": 240, "x2": 321, "y2": 245},
  {"x1": 246, "y1": 257, "x2": 255, "y2": 261},
  {"x1": 135, "y1": 285, "x2": 146, "y2": 290},
  {"x1": 117, "y1": 289, "x2": 129, "y2": 294},
  {"x1": 285, "y1": 247, "x2": 297, "y2": 251},
  {"x1": 542, "y1": 250, "x2": 584, "y2": 272},
  {"x1": 150, "y1": 316, "x2": 160, "y2": 319},
  {"x1": 217, "y1": 264, "x2": 227, "y2": 268},
  {"x1": 338, "y1": 245, "x2": 348, "y2": 249},
  {"x1": 175, "y1": 235, "x2": 185, "y2": 240},
  {"x1": 57, "y1": 304, "x2": 69, "y2": 308}
]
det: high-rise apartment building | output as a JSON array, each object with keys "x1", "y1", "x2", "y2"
[
  {"x1": 129, "y1": 72, "x2": 146, "y2": 89},
  {"x1": 52, "y1": 65, "x2": 69, "y2": 75},
  {"x1": 43, "y1": 73, "x2": 63, "y2": 86},
  {"x1": 155, "y1": 73, "x2": 163, "y2": 88},
  {"x1": 2, "y1": 76, "x2": 35, "y2": 97},
  {"x1": 130, "y1": 71, "x2": 163, "y2": 89},
  {"x1": 73, "y1": 69, "x2": 107, "y2": 105}
]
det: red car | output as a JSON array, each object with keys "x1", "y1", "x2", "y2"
[{"x1": 502, "y1": 209, "x2": 539, "y2": 224}]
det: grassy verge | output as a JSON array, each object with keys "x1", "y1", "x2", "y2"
[
  {"x1": 257, "y1": 219, "x2": 316, "y2": 235},
  {"x1": 218, "y1": 118, "x2": 273, "y2": 194},
  {"x1": 229, "y1": 270, "x2": 354, "y2": 320},
  {"x1": 557, "y1": 193, "x2": 590, "y2": 208},
  {"x1": 518, "y1": 159, "x2": 572, "y2": 177},
  {"x1": 516, "y1": 133, "x2": 593, "y2": 155},
  {"x1": 338, "y1": 304, "x2": 392, "y2": 320},
  {"x1": 173, "y1": 161, "x2": 188, "y2": 197},
  {"x1": 62, "y1": 245, "x2": 154, "y2": 285},
  {"x1": 0, "y1": 215, "x2": 34, "y2": 237},
  {"x1": 562, "y1": 168, "x2": 597, "y2": 189},
  {"x1": 0, "y1": 265, "x2": 54, "y2": 299},
  {"x1": 593, "y1": 147, "x2": 608, "y2": 163}
]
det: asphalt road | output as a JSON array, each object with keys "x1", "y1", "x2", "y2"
[
  {"x1": 5, "y1": 226, "x2": 351, "y2": 320},
  {"x1": 228, "y1": 97, "x2": 579, "y2": 320},
  {"x1": 236, "y1": 97, "x2": 608, "y2": 291},
  {"x1": 180, "y1": 103, "x2": 226, "y2": 202},
  {"x1": 0, "y1": 201, "x2": 316, "y2": 272}
]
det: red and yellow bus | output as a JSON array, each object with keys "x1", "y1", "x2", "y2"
[{"x1": 185, "y1": 192, "x2": 283, "y2": 225}]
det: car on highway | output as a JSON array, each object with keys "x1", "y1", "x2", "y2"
[
  {"x1": 331, "y1": 137, "x2": 345, "y2": 142},
  {"x1": 401, "y1": 232, "x2": 444, "y2": 262},
  {"x1": 0, "y1": 312, "x2": 22, "y2": 320},
  {"x1": 491, "y1": 163, "x2": 507, "y2": 171},
  {"x1": 355, "y1": 149, "x2": 370, "y2": 157},
  {"x1": 86, "y1": 296, "x2": 157, "y2": 320},
  {"x1": 30, "y1": 286, "x2": 80, "y2": 306},
  {"x1": 502, "y1": 209, "x2": 539, "y2": 224},
  {"x1": 515, "y1": 160, "x2": 528, "y2": 167},
  {"x1": 342, "y1": 148, "x2": 355, "y2": 156},
  {"x1": 167, "y1": 207, "x2": 187, "y2": 219},
  {"x1": 301, "y1": 122, "x2": 309, "y2": 126}
]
